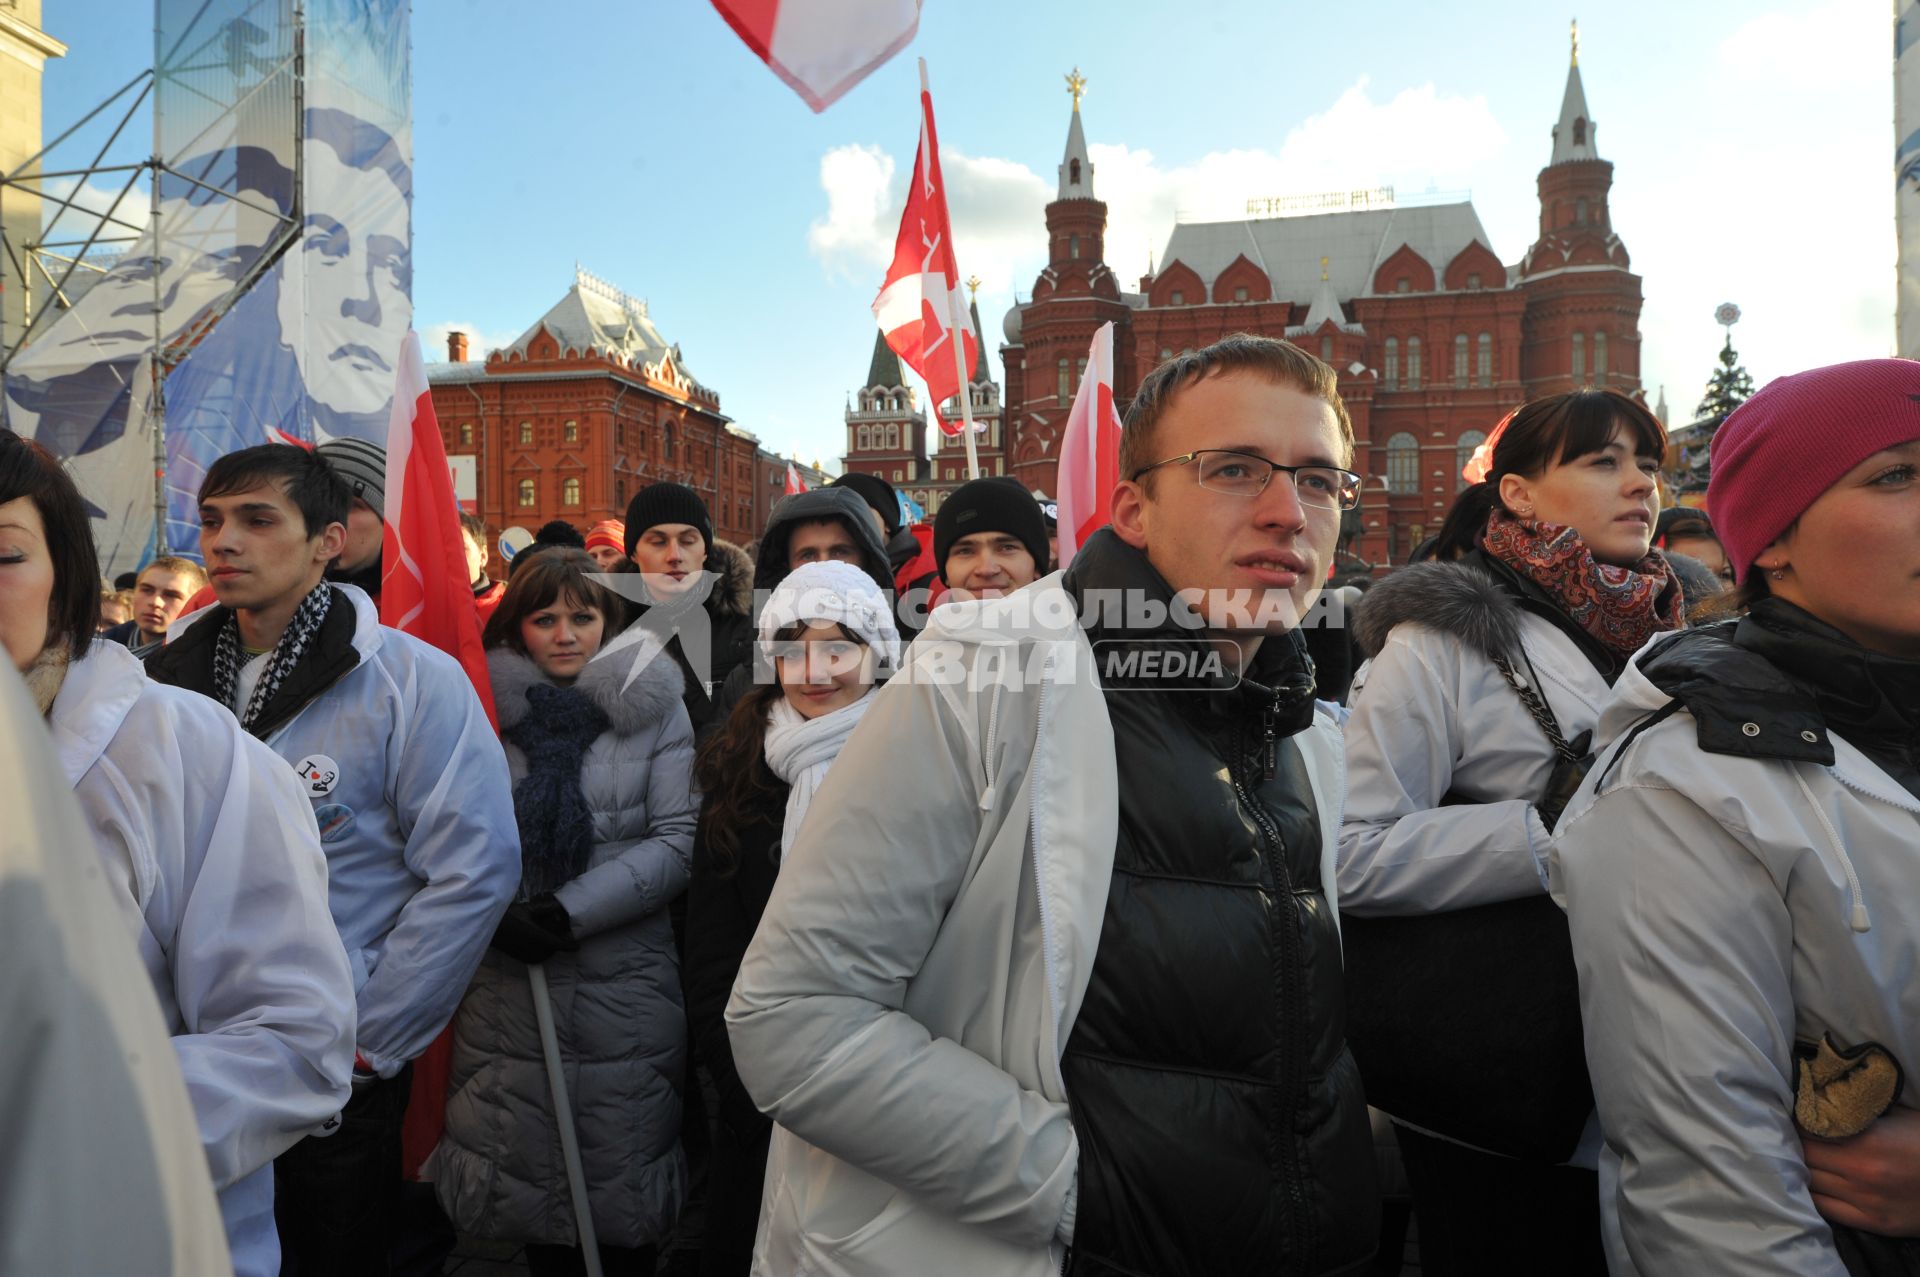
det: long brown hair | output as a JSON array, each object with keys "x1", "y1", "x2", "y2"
[
  {"x1": 693, "y1": 618, "x2": 869, "y2": 875},
  {"x1": 481, "y1": 548, "x2": 621, "y2": 652}
]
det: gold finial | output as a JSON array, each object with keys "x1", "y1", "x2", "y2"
[
  {"x1": 1065, "y1": 67, "x2": 1087, "y2": 112},
  {"x1": 966, "y1": 274, "x2": 981, "y2": 300},
  {"x1": 1570, "y1": 18, "x2": 1579, "y2": 67},
  {"x1": 1320, "y1": 255, "x2": 1330, "y2": 282}
]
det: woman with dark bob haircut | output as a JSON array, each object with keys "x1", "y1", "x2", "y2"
[
  {"x1": 1335, "y1": 390, "x2": 1681, "y2": 1274},
  {"x1": 0, "y1": 428, "x2": 355, "y2": 1277},
  {"x1": 1555, "y1": 360, "x2": 1920, "y2": 1274},
  {"x1": 432, "y1": 548, "x2": 698, "y2": 1277}
]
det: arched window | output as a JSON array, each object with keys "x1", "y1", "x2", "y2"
[
  {"x1": 1576, "y1": 196, "x2": 1589, "y2": 225},
  {"x1": 664, "y1": 424, "x2": 676, "y2": 459},
  {"x1": 562, "y1": 476, "x2": 581, "y2": 507},
  {"x1": 518, "y1": 421, "x2": 533, "y2": 445},
  {"x1": 887, "y1": 424, "x2": 899, "y2": 449},
  {"x1": 1453, "y1": 334, "x2": 1469, "y2": 387},
  {"x1": 1572, "y1": 333, "x2": 1586, "y2": 381},
  {"x1": 1387, "y1": 433, "x2": 1419, "y2": 494},
  {"x1": 1234, "y1": 286, "x2": 1249, "y2": 302},
  {"x1": 1593, "y1": 331, "x2": 1608, "y2": 380},
  {"x1": 1573, "y1": 117, "x2": 1587, "y2": 147},
  {"x1": 1170, "y1": 290, "x2": 1184, "y2": 305},
  {"x1": 1069, "y1": 158, "x2": 1081, "y2": 186},
  {"x1": 1069, "y1": 233, "x2": 1080, "y2": 259},
  {"x1": 517, "y1": 477, "x2": 536, "y2": 506},
  {"x1": 1384, "y1": 337, "x2": 1399, "y2": 389},
  {"x1": 1057, "y1": 359, "x2": 1071, "y2": 406},
  {"x1": 1076, "y1": 358, "x2": 1087, "y2": 393},
  {"x1": 1455, "y1": 430, "x2": 1487, "y2": 491},
  {"x1": 858, "y1": 425, "x2": 871, "y2": 450},
  {"x1": 1477, "y1": 333, "x2": 1493, "y2": 386},
  {"x1": 459, "y1": 423, "x2": 474, "y2": 445},
  {"x1": 1406, "y1": 337, "x2": 1423, "y2": 389},
  {"x1": 563, "y1": 419, "x2": 578, "y2": 442},
  {"x1": 616, "y1": 478, "x2": 626, "y2": 506},
  {"x1": 1321, "y1": 336, "x2": 1334, "y2": 364}
]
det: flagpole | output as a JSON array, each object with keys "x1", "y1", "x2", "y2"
[{"x1": 920, "y1": 58, "x2": 982, "y2": 482}]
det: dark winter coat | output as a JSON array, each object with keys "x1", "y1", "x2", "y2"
[
  {"x1": 615, "y1": 538, "x2": 755, "y2": 743},
  {"x1": 429, "y1": 634, "x2": 699, "y2": 1249},
  {"x1": 1057, "y1": 531, "x2": 1380, "y2": 1277},
  {"x1": 683, "y1": 768, "x2": 789, "y2": 1276}
]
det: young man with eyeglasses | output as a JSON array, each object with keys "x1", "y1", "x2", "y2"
[{"x1": 725, "y1": 334, "x2": 1379, "y2": 1276}]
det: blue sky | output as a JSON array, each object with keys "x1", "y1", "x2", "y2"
[{"x1": 40, "y1": 0, "x2": 1890, "y2": 469}]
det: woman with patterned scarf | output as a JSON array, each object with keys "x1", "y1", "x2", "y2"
[
  {"x1": 1336, "y1": 389, "x2": 1680, "y2": 1275},
  {"x1": 430, "y1": 549, "x2": 699, "y2": 1277}
]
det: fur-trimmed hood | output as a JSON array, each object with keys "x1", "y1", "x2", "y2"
[
  {"x1": 705, "y1": 538, "x2": 754, "y2": 622},
  {"x1": 1352, "y1": 560, "x2": 1526, "y2": 664},
  {"x1": 489, "y1": 630, "x2": 686, "y2": 739}
]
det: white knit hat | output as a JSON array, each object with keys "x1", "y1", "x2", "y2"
[{"x1": 757, "y1": 559, "x2": 901, "y2": 672}]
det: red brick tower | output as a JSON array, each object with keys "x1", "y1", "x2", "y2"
[
  {"x1": 1516, "y1": 27, "x2": 1643, "y2": 398},
  {"x1": 1000, "y1": 70, "x2": 1136, "y2": 496}
]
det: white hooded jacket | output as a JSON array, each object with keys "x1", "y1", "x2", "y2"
[
  {"x1": 153, "y1": 584, "x2": 521, "y2": 1077},
  {"x1": 48, "y1": 640, "x2": 355, "y2": 1277},
  {"x1": 1552, "y1": 623, "x2": 1920, "y2": 1276},
  {"x1": 725, "y1": 572, "x2": 1347, "y2": 1277}
]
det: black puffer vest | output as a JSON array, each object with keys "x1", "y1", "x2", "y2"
[{"x1": 1059, "y1": 531, "x2": 1380, "y2": 1277}]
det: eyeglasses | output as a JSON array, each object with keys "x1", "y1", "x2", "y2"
[{"x1": 1131, "y1": 449, "x2": 1362, "y2": 510}]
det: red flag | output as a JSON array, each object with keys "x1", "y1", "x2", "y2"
[
  {"x1": 710, "y1": 0, "x2": 921, "y2": 113},
  {"x1": 784, "y1": 461, "x2": 807, "y2": 495},
  {"x1": 379, "y1": 331, "x2": 497, "y2": 1177},
  {"x1": 1054, "y1": 322, "x2": 1123, "y2": 565},
  {"x1": 872, "y1": 68, "x2": 978, "y2": 432}
]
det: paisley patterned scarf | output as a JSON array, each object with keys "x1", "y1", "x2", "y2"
[{"x1": 1481, "y1": 508, "x2": 1684, "y2": 661}]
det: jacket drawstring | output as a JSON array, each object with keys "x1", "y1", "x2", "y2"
[{"x1": 1792, "y1": 767, "x2": 1872, "y2": 933}]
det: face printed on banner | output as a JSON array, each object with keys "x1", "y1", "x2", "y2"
[
  {"x1": 0, "y1": 497, "x2": 55, "y2": 670},
  {"x1": 277, "y1": 111, "x2": 413, "y2": 419},
  {"x1": 774, "y1": 621, "x2": 875, "y2": 720},
  {"x1": 629, "y1": 522, "x2": 706, "y2": 601},
  {"x1": 1113, "y1": 372, "x2": 1347, "y2": 639},
  {"x1": 520, "y1": 591, "x2": 606, "y2": 681},
  {"x1": 199, "y1": 481, "x2": 345, "y2": 613},
  {"x1": 1499, "y1": 422, "x2": 1662, "y2": 568}
]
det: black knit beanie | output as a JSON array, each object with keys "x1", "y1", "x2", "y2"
[
  {"x1": 830, "y1": 471, "x2": 901, "y2": 536},
  {"x1": 623, "y1": 482, "x2": 713, "y2": 558},
  {"x1": 934, "y1": 477, "x2": 1050, "y2": 583}
]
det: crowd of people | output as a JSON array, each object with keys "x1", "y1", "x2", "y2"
[{"x1": 3, "y1": 334, "x2": 1916, "y2": 1277}]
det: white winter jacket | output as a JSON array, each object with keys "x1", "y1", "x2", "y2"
[
  {"x1": 48, "y1": 640, "x2": 355, "y2": 1277},
  {"x1": 1340, "y1": 559, "x2": 1614, "y2": 914},
  {"x1": 154, "y1": 584, "x2": 521, "y2": 1077},
  {"x1": 725, "y1": 572, "x2": 1347, "y2": 1277},
  {"x1": 1552, "y1": 623, "x2": 1920, "y2": 1276}
]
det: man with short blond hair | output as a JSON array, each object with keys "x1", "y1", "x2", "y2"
[
  {"x1": 727, "y1": 333, "x2": 1378, "y2": 1276},
  {"x1": 104, "y1": 555, "x2": 209, "y2": 657}
]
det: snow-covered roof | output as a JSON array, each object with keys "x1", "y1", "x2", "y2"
[
  {"x1": 502, "y1": 267, "x2": 691, "y2": 377},
  {"x1": 1158, "y1": 200, "x2": 1495, "y2": 303}
]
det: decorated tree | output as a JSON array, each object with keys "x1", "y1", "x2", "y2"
[{"x1": 1695, "y1": 336, "x2": 1755, "y2": 438}]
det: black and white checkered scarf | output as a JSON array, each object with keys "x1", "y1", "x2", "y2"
[{"x1": 213, "y1": 582, "x2": 334, "y2": 735}]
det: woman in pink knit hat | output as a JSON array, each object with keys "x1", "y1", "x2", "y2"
[{"x1": 1553, "y1": 358, "x2": 1920, "y2": 1275}]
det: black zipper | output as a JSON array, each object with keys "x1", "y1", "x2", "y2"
[{"x1": 1232, "y1": 683, "x2": 1313, "y2": 1273}]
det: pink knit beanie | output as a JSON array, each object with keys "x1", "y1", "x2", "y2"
[{"x1": 1707, "y1": 358, "x2": 1920, "y2": 583}]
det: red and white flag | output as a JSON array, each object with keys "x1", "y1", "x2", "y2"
[
  {"x1": 784, "y1": 461, "x2": 808, "y2": 495},
  {"x1": 1055, "y1": 322, "x2": 1124, "y2": 565},
  {"x1": 872, "y1": 67, "x2": 978, "y2": 433},
  {"x1": 711, "y1": 0, "x2": 920, "y2": 113},
  {"x1": 379, "y1": 331, "x2": 499, "y2": 1178}
]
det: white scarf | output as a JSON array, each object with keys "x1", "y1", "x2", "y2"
[{"x1": 763, "y1": 690, "x2": 875, "y2": 862}]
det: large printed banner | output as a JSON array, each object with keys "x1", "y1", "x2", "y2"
[
  {"x1": 1899, "y1": 1, "x2": 1920, "y2": 360},
  {"x1": 0, "y1": 0, "x2": 410, "y2": 576}
]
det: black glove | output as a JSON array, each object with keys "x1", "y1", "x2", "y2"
[{"x1": 491, "y1": 894, "x2": 578, "y2": 965}]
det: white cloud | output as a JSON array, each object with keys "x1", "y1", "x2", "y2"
[
  {"x1": 417, "y1": 319, "x2": 522, "y2": 362},
  {"x1": 1717, "y1": 0, "x2": 1883, "y2": 88},
  {"x1": 804, "y1": 76, "x2": 1510, "y2": 379}
]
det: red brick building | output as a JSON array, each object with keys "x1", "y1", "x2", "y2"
[
  {"x1": 428, "y1": 269, "x2": 764, "y2": 557},
  {"x1": 841, "y1": 312, "x2": 1007, "y2": 518},
  {"x1": 996, "y1": 48, "x2": 1642, "y2": 570}
]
